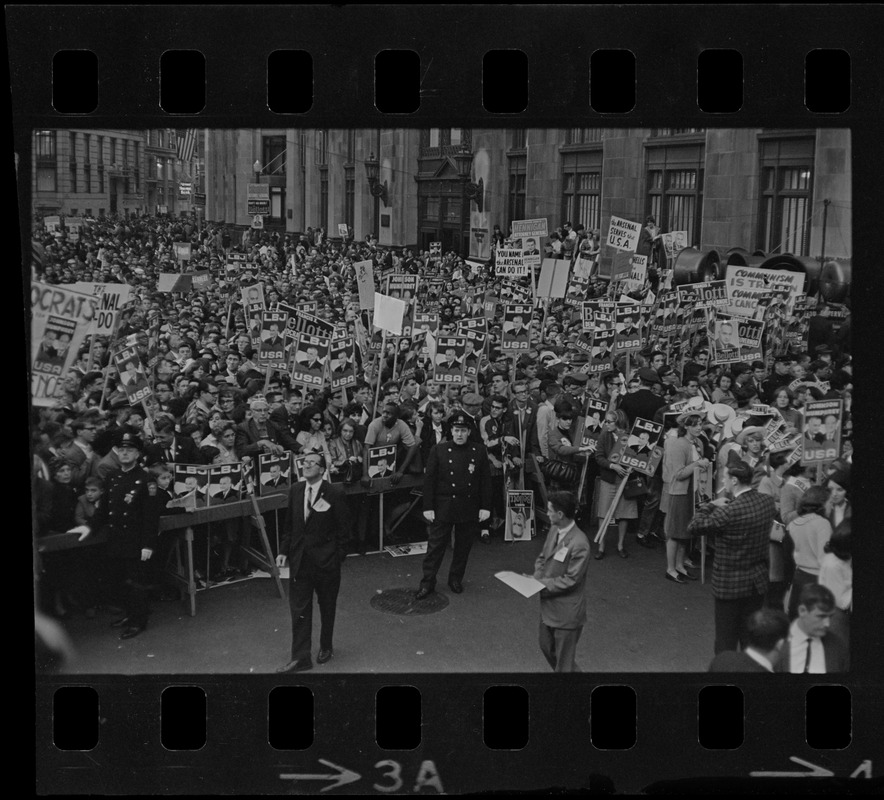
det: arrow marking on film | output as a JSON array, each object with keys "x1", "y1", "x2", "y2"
[
  {"x1": 750, "y1": 756, "x2": 834, "y2": 778},
  {"x1": 280, "y1": 759, "x2": 361, "y2": 792}
]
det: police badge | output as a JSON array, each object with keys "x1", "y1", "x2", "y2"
[{"x1": 468, "y1": 462, "x2": 475, "y2": 474}]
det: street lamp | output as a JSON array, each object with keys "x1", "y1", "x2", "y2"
[
  {"x1": 364, "y1": 152, "x2": 389, "y2": 207},
  {"x1": 452, "y1": 151, "x2": 484, "y2": 213},
  {"x1": 253, "y1": 159, "x2": 262, "y2": 182}
]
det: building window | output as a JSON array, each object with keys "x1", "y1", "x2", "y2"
[
  {"x1": 511, "y1": 129, "x2": 527, "y2": 150},
  {"x1": 428, "y1": 128, "x2": 441, "y2": 148},
  {"x1": 450, "y1": 128, "x2": 462, "y2": 147},
  {"x1": 97, "y1": 165, "x2": 104, "y2": 193},
  {"x1": 651, "y1": 128, "x2": 706, "y2": 137},
  {"x1": 84, "y1": 163, "x2": 91, "y2": 193},
  {"x1": 99, "y1": 208, "x2": 105, "y2": 218},
  {"x1": 346, "y1": 129, "x2": 356, "y2": 163},
  {"x1": 299, "y1": 132, "x2": 306, "y2": 169},
  {"x1": 270, "y1": 186, "x2": 285, "y2": 220},
  {"x1": 262, "y1": 135, "x2": 286, "y2": 175},
  {"x1": 421, "y1": 196, "x2": 440, "y2": 221},
  {"x1": 566, "y1": 128, "x2": 603, "y2": 145},
  {"x1": 344, "y1": 167, "x2": 355, "y2": 228},
  {"x1": 508, "y1": 156, "x2": 527, "y2": 223},
  {"x1": 647, "y1": 167, "x2": 703, "y2": 245},
  {"x1": 317, "y1": 130, "x2": 328, "y2": 165},
  {"x1": 320, "y1": 167, "x2": 329, "y2": 230},
  {"x1": 35, "y1": 130, "x2": 57, "y2": 192},
  {"x1": 97, "y1": 135, "x2": 104, "y2": 165},
  {"x1": 563, "y1": 171, "x2": 602, "y2": 232},
  {"x1": 444, "y1": 196, "x2": 462, "y2": 224},
  {"x1": 70, "y1": 160, "x2": 78, "y2": 193},
  {"x1": 133, "y1": 168, "x2": 139, "y2": 193},
  {"x1": 758, "y1": 136, "x2": 815, "y2": 256},
  {"x1": 85, "y1": 209, "x2": 92, "y2": 217}
]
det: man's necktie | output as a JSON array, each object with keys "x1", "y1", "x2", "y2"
[
  {"x1": 305, "y1": 485, "x2": 313, "y2": 521},
  {"x1": 803, "y1": 637, "x2": 812, "y2": 673}
]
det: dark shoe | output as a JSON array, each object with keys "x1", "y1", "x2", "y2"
[
  {"x1": 276, "y1": 659, "x2": 313, "y2": 674},
  {"x1": 448, "y1": 579, "x2": 464, "y2": 594},
  {"x1": 110, "y1": 616, "x2": 130, "y2": 628},
  {"x1": 649, "y1": 531, "x2": 665, "y2": 542},
  {"x1": 636, "y1": 535, "x2": 655, "y2": 549},
  {"x1": 665, "y1": 572, "x2": 687, "y2": 584},
  {"x1": 415, "y1": 586, "x2": 434, "y2": 601},
  {"x1": 594, "y1": 551, "x2": 605, "y2": 560},
  {"x1": 120, "y1": 624, "x2": 145, "y2": 639},
  {"x1": 618, "y1": 548, "x2": 629, "y2": 559},
  {"x1": 677, "y1": 569, "x2": 698, "y2": 581},
  {"x1": 317, "y1": 648, "x2": 334, "y2": 665}
]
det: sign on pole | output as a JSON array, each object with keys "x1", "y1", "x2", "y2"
[
  {"x1": 251, "y1": 215, "x2": 264, "y2": 230},
  {"x1": 247, "y1": 183, "x2": 270, "y2": 216},
  {"x1": 606, "y1": 216, "x2": 642, "y2": 252},
  {"x1": 495, "y1": 248, "x2": 527, "y2": 278},
  {"x1": 510, "y1": 218, "x2": 549, "y2": 240}
]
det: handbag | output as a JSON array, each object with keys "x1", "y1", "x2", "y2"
[
  {"x1": 623, "y1": 473, "x2": 649, "y2": 498},
  {"x1": 540, "y1": 458, "x2": 578, "y2": 487}
]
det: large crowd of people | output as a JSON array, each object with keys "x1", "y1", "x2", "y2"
[{"x1": 32, "y1": 211, "x2": 853, "y2": 671}]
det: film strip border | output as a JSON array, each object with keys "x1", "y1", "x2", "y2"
[{"x1": 39, "y1": 678, "x2": 873, "y2": 794}]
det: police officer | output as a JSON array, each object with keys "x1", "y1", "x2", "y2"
[
  {"x1": 417, "y1": 413, "x2": 492, "y2": 598},
  {"x1": 76, "y1": 431, "x2": 160, "y2": 639}
]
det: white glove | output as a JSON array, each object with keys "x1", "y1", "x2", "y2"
[
  {"x1": 67, "y1": 525, "x2": 91, "y2": 542},
  {"x1": 478, "y1": 509, "x2": 491, "y2": 522},
  {"x1": 423, "y1": 511, "x2": 435, "y2": 523},
  {"x1": 276, "y1": 554, "x2": 288, "y2": 568},
  {"x1": 140, "y1": 548, "x2": 153, "y2": 561}
]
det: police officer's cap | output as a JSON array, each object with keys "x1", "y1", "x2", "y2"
[
  {"x1": 116, "y1": 431, "x2": 144, "y2": 451},
  {"x1": 449, "y1": 412, "x2": 473, "y2": 430}
]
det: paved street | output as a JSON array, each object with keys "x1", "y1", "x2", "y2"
[{"x1": 57, "y1": 530, "x2": 715, "y2": 674}]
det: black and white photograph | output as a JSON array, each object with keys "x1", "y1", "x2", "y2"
[
  {"x1": 500, "y1": 303, "x2": 532, "y2": 351},
  {"x1": 432, "y1": 335, "x2": 466, "y2": 384},
  {"x1": 291, "y1": 332, "x2": 330, "y2": 387},
  {"x1": 173, "y1": 463, "x2": 209, "y2": 508},
  {"x1": 207, "y1": 462, "x2": 244, "y2": 504},
  {"x1": 367, "y1": 444, "x2": 397, "y2": 479},
  {"x1": 258, "y1": 452, "x2": 292, "y2": 496}
]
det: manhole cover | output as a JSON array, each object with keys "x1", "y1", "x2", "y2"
[{"x1": 371, "y1": 587, "x2": 450, "y2": 615}]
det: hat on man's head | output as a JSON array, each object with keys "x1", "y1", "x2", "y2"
[
  {"x1": 636, "y1": 367, "x2": 662, "y2": 385},
  {"x1": 116, "y1": 431, "x2": 144, "y2": 451},
  {"x1": 448, "y1": 412, "x2": 473, "y2": 430},
  {"x1": 461, "y1": 392, "x2": 483, "y2": 407}
]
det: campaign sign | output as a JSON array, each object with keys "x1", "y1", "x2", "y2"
[
  {"x1": 291, "y1": 334, "x2": 330, "y2": 387},
  {"x1": 607, "y1": 216, "x2": 641, "y2": 252},
  {"x1": 801, "y1": 399, "x2": 843, "y2": 465},
  {"x1": 496, "y1": 248, "x2": 527, "y2": 278},
  {"x1": 386, "y1": 274, "x2": 419, "y2": 306},
  {"x1": 725, "y1": 265, "x2": 806, "y2": 318},
  {"x1": 259, "y1": 311, "x2": 288, "y2": 367},
  {"x1": 698, "y1": 280, "x2": 728, "y2": 307},
  {"x1": 580, "y1": 399, "x2": 609, "y2": 453},
  {"x1": 708, "y1": 310, "x2": 742, "y2": 364},
  {"x1": 258, "y1": 452, "x2": 292, "y2": 496},
  {"x1": 504, "y1": 490, "x2": 535, "y2": 542},
  {"x1": 501, "y1": 304, "x2": 533, "y2": 351},
  {"x1": 566, "y1": 273, "x2": 590, "y2": 301},
  {"x1": 738, "y1": 318, "x2": 765, "y2": 362},
  {"x1": 511, "y1": 218, "x2": 549, "y2": 240},
  {"x1": 329, "y1": 337, "x2": 357, "y2": 391},
  {"x1": 609, "y1": 418, "x2": 665, "y2": 477},
  {"x1": 207, "y1": 463, "x2": 243, "y2": 505},
  {"x1": 588, "y1": 327, "x2": 616, "y2": 372},
  {"x1": 614, "y1": 305, "x2": 642, "y2": 355},
  {"x1": 113, "y1": 344, "x2": 153, "y2": 406},
  {"x1": 368, "y1": 445, "x2": 397, "y2": 479},
  {"x1": 173, "y1": 464, "x2": 208, "y2": 508},
  {"x1": 661, "y1": 231, "x2": 689, "y2": 260},
  {"x1": 433, "y1": 335, "x2": 467, "y2": 385},
  {"x1": 461, "y1": 329, "x2": 487, "y2": 381}
]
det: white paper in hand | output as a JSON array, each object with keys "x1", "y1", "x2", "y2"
[{"x1": 495, "y1": 571, "x2": 546, "y2": 598}]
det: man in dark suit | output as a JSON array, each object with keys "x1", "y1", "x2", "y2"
[
  {"x1": 275, "y1": 453, "x2": 351, "y2": 673},
  {"x1": 688, "y1": 458, "x2": 777, "y2": 654},
  {"x1": 708, "y1": 608, "x2": 790, "y2": 673},
  {"x1": 144, "y1": 417, "x2": 204, "y2": 466},
  {"x1": 778, "y1": 583, "x2": 850, "y2": 673},
  {"x1": 533, "y1": 491, "x2": 590, "y2": 672},
  {"x1": 417, "y1": 413, "x2": 492, "y2": 598}
]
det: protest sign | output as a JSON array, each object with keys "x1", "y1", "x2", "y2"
[
  {"x1": 429, "y1": 241, "x2": 442, "y2": 259},
  {"x1": 610, "y1": 418, "x2": 665, "y2": 477},
  {"x1": 113, "y1": 344, "x2": 153, "y2": 406},
  {"x1": 511, "y1": 218, "x2": 549, "y2": 240},
  {"x1": 368, "y1": 445, "x2": 397, "y2": 479},
  {"x1": 433, "y1": 335, "x2": 467, "y2": 385},
  {"x1": 629, "y1": 254, "x2": 648, "y2": 284},
  {"x1": 30, "y1": 282, "x2": 98, "y2": 407},
  {"x1": 337, "y1": 223, "x2": 349, "y2": 238},
  {"x1": 697, "y1": 280, "x2": 728, "y2": 307},
  {"x1": 801, "y1": 399, "x2": 843, "y2": 465},
  {"x1": 611, "y1": 251, "x2": 635, "y2": 281},
  {"x1": 291, "y1": 333, "x2": 330, "y2": 388},
  {"x1": 72, "y1": 282, "x2": 133, "y2": 336},
  {"x1": 386, "y1": 274, "x2": 419, "y2": 307},
  {"x1": 373, "y1": 292, "x2": 407, "y2": 336},
  {"x1": 536, "y1": 258, "x2": 569, "y2": 298},
  {"x1": 708, "y1": 309, "x2": 742, "y2": 365},
  {"x1": 173, "y1": 464, "x2": 208, "y2": 508},
  {"x1": 606, "y1": 216, "x2": 641, "y2": 252},
  {"x1": 614, "y1": 304, "x2": 642, "y2": 355},
  {"x1": 724, "y1": 265, "x2": 806, "y2": 318},
  {"x1": 258, "y1": 452, "x2": 292, "y2": 496},
  {"x1": 501, "y1": 304, "x2": 533, "y2": 351},
  {"x1": 737, "y1": 317, "x2": 765, "y2": 362},
  {"x1": 259, "y1": 311, "x2": 288, "y2": 367},
  {"x1": 588, "y1": 326, "x2": 616, "y2": 372},
  {"x1": 676, "y1": 283, "x2": 702, "y2": 305},
  {"x1": 44, "y1": 215, "x2": 61, "y2": 232},
  {"x1": 661, "y1": 231, "x2": 688, "y2": 260},
  {"x1": 247, "y1": 183, "x2": 270, "y2": 216},
  {"x1": 495, "y1": 248, "x2": 527, "y2": 278},
  {"x1": 461, "y1": 328, "x2": 487, "y2": 382},
  {"x1": 572, "y1": 253, "x2": 596, "y2": 283},
  {"x1": 522, "y1": 239, "x2": 542, "y2": 272},
  {"x1": 581, "y1": 399, "x2": 609, "y2": 453},
  {"x1": 504, "y1": 490, "x2": 535, "y2": 542},
  {"x1": 329, "y1": 337, "x2": 357, "y2": 391},
  {"x1": 207, "y1": 463, "x2": 244, "y2": 505},
  {"x1": 241, "y1": 282, "x2": 266, "y2": 340},
  {"x1": 173, "y1": 242, "x2": 192, "y2": 263}
]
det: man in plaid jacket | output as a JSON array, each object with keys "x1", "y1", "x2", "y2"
[{"x1": 688, "y1": 458, "x2": 777, "y2": 654}]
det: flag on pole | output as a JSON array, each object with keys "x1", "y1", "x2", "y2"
[{"x1": 177, "y1": 129, "x2": 197, "y2": 163}]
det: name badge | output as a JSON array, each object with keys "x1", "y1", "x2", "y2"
[
  {"x1": 313, "y1": 498, "x2": 331, "y2": 512},
  {"x1": 554, "y1": 547, "x2": 568, "y2": 562}
]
